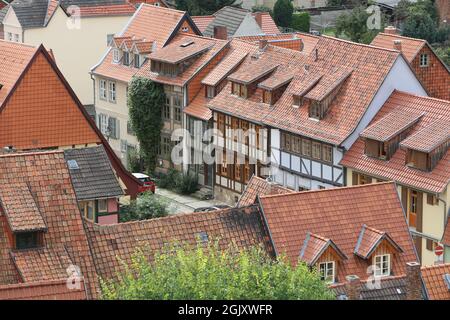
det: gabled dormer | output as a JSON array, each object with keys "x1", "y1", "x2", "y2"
[
  {"x1": 228, "y1": 59, "x2": 278, "y2": 99},
  {"x1": 130, "y1": 40, "x2": 153, "y2": 68},
  {"x1": 299, "y1": 232, "x2": 347, "y2": 283},
  {"x1": 400, "y1": 119, "x2": 449, "y2": 172},
  {"x1": 150, "y1": 39, "x2": 214, "y2": 77},
  {"x1": 258, "y1": 72, "x2": 294, "y2": 105},
  {"x1": 303, "y1": 68, "x2": 352, "y2": 120},
  {"x1": 360, "y1": 109, "x2": 424, "y2": 160},
  {"x1": 292, "y1": 73, "x2": 323, "y2": 108},
  {"x1": 354, "y1": 225, "x2": 403, "y2": 277}
]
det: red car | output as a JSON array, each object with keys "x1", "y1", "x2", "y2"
[{"x1": 133, "y1": 173, "x2": 156, "y2": 194}]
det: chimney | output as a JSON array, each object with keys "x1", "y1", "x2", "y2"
[
  {"x1": 406, "y1": 262, "x2": 422, "y2": 300},
  {"x1": 254, "y1": 12, "x2": 263, "y2": 28},
  {"x1": 259, "y1": 39, "x2": 268, "y2": 50},
  {"x1": 384, "y1": 26, "x2": 400, "y2": 35},
  {"x1": 344, "y1": 275, "x2": 361, "y2": 300},
  {"x1": 393, "y1": 40, "x2": 402, "y2": 52},
  {"x1": 213, "y1": 26, "x2": 228, "y2": 40}
]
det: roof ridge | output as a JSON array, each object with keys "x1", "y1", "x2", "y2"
[
  {"x1": 393, "y1": 89, "x2": 450, "y2": 105},
  {"x1": 377, "y1": 32, "x2": 427, "y2": 43},
  {"x1": 259, "y1": 181, "x2": 396, "y2": 199},
  {"x1": 421, "y1": 262, "x2": 450, "y2": 270},
  {"x1": 0, "y1": 149, "x2": 64, "y2": 159},
  {"x1": 321, "y1": 35, "x2": 401, "y2": 54},
  {"x1": 0, "y1": 39, "x2": 37, "y2": 49},
  {"x1": 140, "y1": 2, "x2": 186, "y2": 14}
]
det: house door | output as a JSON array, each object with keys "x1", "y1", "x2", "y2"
[{"x1": 402, "y1": 187, "x2": 423, "y2": 232}]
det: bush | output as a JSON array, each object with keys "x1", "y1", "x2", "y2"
[
  {"x1": 157, "y1": 168, "x2": 179, "y2": 189},
  {"x1": 127, "y1": 147, "x2": 144, "y2": 173},
  {"x1": 175, "y1": 172, "x2": 198, "y2": 195},
  {"x1": 273, "y1": 0, "x2": 294, "y2": 28},
  {"x1": 120, "y1": 192, "x2": 168, "y2": 222},
  {"x1": 251, "y1": 5, "x2": 272, "y2": 15},
  {"x1": 291, "y1": 12, "x2": 310, "y2": 32},
  {"x1": 100, "y1": 243, "x2": 335, "y2": 300}
]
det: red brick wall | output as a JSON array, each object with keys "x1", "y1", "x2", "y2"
[
  {"x1": 411, "y1": 45, "x2": 450, "y2": 100},
  {"x1": 0, "y1": 52, "x2": 100, "y2": 150}
]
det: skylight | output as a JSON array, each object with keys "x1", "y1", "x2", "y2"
[
  {"x1": 444, "y1": 274, "x2": 450, "y2": 291},
  {"x1": 67, "y1": 159, "x2": 79, "y2": 170},
  {"x1": 180, "y1": 41, "x2": 194, "y2": 48}
]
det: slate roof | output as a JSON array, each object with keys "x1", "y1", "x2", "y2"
[
  {"x1": 237, "y1": 175, "x2": 293, "y2": 207},
  {"x1": 0, "y1": 151, "x2": 99, "y2": 298},
  {"x1": 421, "y1": 263, "x2": 450, "y2": 300},
  {"x1": 258, "y1": 182, "x2": 418, "y2": 284},
  {"x1": 64, "y1": 145, "x2": 123, "y2": 201},
  {"x1": 84, "y1": 205, "x2": 271, "y2": 280},
  {"x1": 202, "y1": 6, "x2": 253, "y2": 38},
  {"x1": 341, "y1": 91, "x2": 450, "y2": 194}
]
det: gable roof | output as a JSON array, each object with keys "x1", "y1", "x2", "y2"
[
  {"x1": 237, "y1": 175, "x2": 294, "y2": 208},
  {"x1": 0, "y1": 279, "x2": 87, "y2": 300},
  {"x1": 0, "y1": 151, "x2": 99, "y2": 298},
  {"x1": 371, "y1": 33, "x2": 425, "y2": 63},
  {"x1": 299, "y1": 232, "x2": 347, "y2": 266},
  {"x1": 399, "y1": 118, "x2": 449, "y2": 153},
  {"x1": 202, "y1": 6, "x2": 255, "y2": 38},
  {"x1": 341, "y1": 91, "x2": 450, "y2": 194},
  {"x1": 421, "y1": 263, "x2": 450, "y2": 300},
  {"x1": 354, "y1": 225, "x2": 403, "y2": 259},
  {"x1": 84, "y1": 205, "x2": 271, "y2": 280},
  {"x1": 64, "y1": 145, "x2": 124, "y2": 201},
  {"x1": 258, "y1": 182, "x2": 418, "y2": 283},
  {"x1": 201, "y1": 47, "x2": 248, "y2": 86}
]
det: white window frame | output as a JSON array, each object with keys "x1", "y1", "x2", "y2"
[
  {"x1": 112, "y1": 49, "x2": 120, "y2": 63},
  {"x1": 108, "y1": 81, "x2": 116, "y2": 103},
  {"x1": 98, "y1": 199, "x2": 108, "y2": 213},
  {"x1": 120, "y1": 139, "x2": 128, "y2": 153},
  {"x1": 13, "y1": 33, "x2": 19, "y2": 42},
  {"x1": 419, "y1": 54, "x2": 429, "y2": 67},
  {"x1": 374, "y1": 254, "x2": 391, "y2": 277},
  {"x1": 99, "y1": 114, "x2": 108, "y2": 135},
  {"x1": 99, "y1": 80, "x2": 107, "y2": 100},
  {"x1": 318, "y1": 261, "x2": 335, "y2": 283},
  {"x1": 7, "y1": 32, "x2": 12, "y2": 41}
]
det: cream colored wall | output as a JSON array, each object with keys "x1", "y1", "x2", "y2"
[
  {"x1": 23, "y1": 7, "x2": 131, "y2": 105},
  {"x1": 2, "y1": 7, "x2": 23, "y2": 42}
]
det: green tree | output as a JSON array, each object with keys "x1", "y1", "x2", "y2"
[
  {"x1": 175, "y1": 0, "x2": 241, "y2": 16},
  {"x1": 101, "y1": 243, "x2": 335, "y2": 300},
  {"x1": 335, "y1": 5, "x2": 384, "y2": 43},
  {"x1": 291, "y1": 12, "x2": 310, "y2": 32},
  {"x1": 273, "y1": 0, "x2": 294, "y2": 28},
  {"x1": 128, "y1": 77, "x2": 165, "y2": 173},
  {"x1": 251, "y1": 5, "x2": 272, "y2": 15},
  {"x1": 120, "y1": 192, "x2": 168, "y2": 222},
  {"x1": 435, "y1": 46, "x2": 450, "y2": 67}
]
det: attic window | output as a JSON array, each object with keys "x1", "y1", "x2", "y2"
[
  {"x1": 180, "y1": 41, "x2": 194, "y2": 48},
  {"x1": 319, "y1": 261, "x2": 335, "y2": 284},
  {"x1": 444, "y1": 274, "x2": 450, "y2": 290},
  {"x1": 231, "y1": 82, "x2": 247, "y2": 98},
  {"x1": 15, "y1": 232, "x2": 42, "y2": 250},
  {"x1": 374, "y1": 254, "x2": 391, "y2": 277},
  {"x1": 182, "y1": 27, "x2": 189, "y2": 33},
  {"x1": 67, "y1": 159, "x2": 79, "y2": 170}
]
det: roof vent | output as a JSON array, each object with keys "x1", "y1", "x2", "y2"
[
  {"x1": 444, "y1": 274, "x2": 450, "y2": 291},
  {"x1": 67, "y1": 159, "x2": 79, "y2": 170},
  {"x1": 180, "y1": 41, "x2": 194, "y2": 48}
]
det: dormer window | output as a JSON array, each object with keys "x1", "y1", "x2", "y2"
[
  {"x1": 134, "y1": 54, "x2": 141, "y2": 68},
  {"x1": 374, "y1": 254, "x2": 391, "y2": 277},
  {"x1": 15, "y1": 232, "x2": 42, "y2": 250},
  {"x1": 112, "y1": 49, "x2": 120, "y2": 63},
  {"x1": 231, "y1": 82, "x2": 247, "y2": 98},
  {"x1": 182, "y1": 27, "x2": 189, "y2": 32},
  {"x1": 123, "y1": 51, "x2": 130, "y2": 66},
  {"x1": 206, "y1": 85, "x2": 216, "y2": 98},
  {"x1": 262, "y1": 90, "x2": 271, "y2": 104},
  {"x1": 293, "y1": 95, "x2": 304, "y2": 108},
  {"x1": 319, "y1": 261, "x2": 335, "y2": 283},
  {"x1": 309, "y1": 101, "x2": 322, "y2": 119}
]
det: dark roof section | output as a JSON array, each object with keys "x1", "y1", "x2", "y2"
[
  {"x1": 203, "y1": 6, "x2": 251, "y2": 38},
  {"x1": 64, "y1": 145, "x2": 123, "y2": 201},
  {"x1": 7, "y1": 0, "x2": 49, "y2": 28}
]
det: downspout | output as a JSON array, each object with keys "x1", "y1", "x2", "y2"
[
  {"x1": 90, "y1": 73, "x2": 97, "y2": 121},
  {"x1": 438, "y1": 194, "x2": 448, "y2": 241}
]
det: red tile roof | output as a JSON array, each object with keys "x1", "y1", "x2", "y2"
[
  {"x1": 183, "y1": 91, "x2": 212, "y2": 121},
  {"x1": 360, "y1": 109, "x2": 424, "y2": 142},
  {"x1": 299, "y1": 232, "x2": 347, "y2": 266},
  {"x1": 442, "y1": 219, "x2": 450, "y2": 246},
  {"x1": 77, "y1": 3, "x2": 136, "y2": 17},
  {"x1": 201, "y1": 48, "x2": 248, "y2": 86},
  {"x1": 421, "y1": 263, "x2": 450, "y2": 300},
  {"x1": 191, "y1": 15, "x2": 214, "y2": 32},
  {"x1": 371, "y1": 33, "x2": 426, "y2": 63},
  {"x1": 149, "y1": 37, "x2": 214, "y2": 63},
  {"x1": 0, "y1": 151, "x2": 99, "y2": 298},
  {"x1": 84, "y1": 206, "x2": 271, "y2": 280},
  {"x1": 228, "y1": 57, "x2": 279, "y2": 84},
  {"x1": 341, "y1": 91, "x2": 450, "y2": 193},
  {"x1": 258, "y1": 182, "x2": 418, "y2": 283},
  {"x1": 354, "y1": 225, "x2": 403, "y2": 259},
  {"x1": 0, "y1": 279, "x2": 87, "y2": 300},
  {"x1": 400, "y1": 118, "x2": 449, "y2": 153},
  {"x1": 253, "y1": 12, "x2": 279, "y2": 34},
  {"x1": 237, "y1": 175, "x2": 294, "y2": 207}
]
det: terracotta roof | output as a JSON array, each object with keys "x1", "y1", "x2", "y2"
[
  {"x1": 258, "y1": 182, "x2": 418, "y2": 283},
  {"x1": 371, "y1": 33, "x2": 426, "y2": 63},
  {"x1": 201, "y1": 48, "x2": 248, "y2": 86},
  {"x1": 400, "y1": 118, "x2": 449, "y2": 153},
  {"x1": 442, "y1": 219, "x2": 450, "y2": 246},
  {"x1": 303, "y1": 67, "x2": 353, "y2": 101},
  {"x1": 0, "y1": 151, "x2": 99, "y2": 298},
  {"x1": 299, "y1": 232, "x2": 347, "y2": 266},
  {"x1": 84, "y1": 206, "x2": 271, "y2": 280},
  {"x1": 228, "y1": 57, "x2": 279, "y2": 84},
  {"x1": 253, "y1": 12, "x2": 279, "y2": 34},
  {"x1": 360, "y1": 109, "x2": 424, "y2": 142},
  {"x1": 183, "y1": 91, "x2": 212, "y2": 121},
  {"x1": 354, "y1": 225, "x2": 403, "y2": 259},
  {"x1": 76, "y1": 3, "x2": 136, "y2": 17},
  {"x1": 0, "y1": 279, "x2": 87, "y2": 300},
  {"x1": 341, "y1": 91, "x2": 450, "y2": 193},
  {"x1": 0, "y1": 40, "x2": 37, "y2": 106},
  {"x1": 191, "y1": 15, "x2": 214, "y2": 32},
  {"x1": 258, "y1": 71, "x2": 294, "y2": 91},
  {"x1": 421, "y1": 263, "x2": 450, "y2": 300},
  {"x1": 237, "y1": 175, "x2": 294, "y2": 207},
  {"x1": 0, "y1": 182, "x2": 47, "y2": 233},
  {"x1": 149, "y1": 37, "x2": 214, "y2": 63}
]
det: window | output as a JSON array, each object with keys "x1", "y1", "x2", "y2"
[
  {"x1": 127, "y1": 121, "x2": 135, "y2": 135},
  {"x1": 291, "y1": 136, "x2": 301, "y2": 154},
  {"x1": 322, "y1": 145, "x2": 333, "y2": 163},
  {"x1": 281, "y1": 132, "x2": 291, "y2": 151},
  {"x1": 427, "y1": 193, "x2": 438, "y2": 205},
  {"x1": 206, "y1": 86, "x2": 216, "y2": 98},
  {"x1": 99, "y1": 80, "x2": 107, "y2": 100},
  {"x1": 174, "y1": 106, "x2": 182, "y2": 122},
  {"x1": 108, "y1": 81, "x2": 116, "y2": 102},
  {"x1": 163, "y1": 104, "x2": 171, "y2": 120},
  {"x1": 174, "y1": 96, "x2": 182, "y2": 108},
  {"x1": 120, "y1": 139, "x2": 128, "y2": 153},
  {"x1": 160, "y1": 136, "x2": 171, "y2": 157},
  {"x1": 112, "y1": 49, "x2": 120, "y2": 63},
  {"x1": 98, "y1": 199, "x2": 108, "y2": 212},
  {"x1": 419, "y1": 54, "x2": 429, "y2": 67},
  {"x1": 107, "y1": 34, "x2": 114, "y2": 46},
  {"x1": 220, "y1": 151, "x2": 228, "y2": 176},
  {"x1": 231, "y1": 82, "x2": 247, "y2": 98},
  {"x1": 182, "y1": 26, "x2": 189, "y2": 32},
  {"x1": 15, "y1": 232, "x2": 40, "y2": 250},
  {"x1": 309, "y1": 101, "x2": 321, "y2": 119},
  {"x1": 312, "y1": 141, "x2": 321, "y2": 159},
  {"x1": 7, "y1": 32, "x2": 12, "y2": 41},
  {"x1": 79, "y1": 201, "x2": 95, "y2": 221},
  {"x1": 302, "y1": 138, "x2": 311, "y2": 157},
  {"x1": 123, "y1": 51, "x2": 130, "y2": 66},
  {"x1": 14, "y1": 34, "x2": 19, "y2": 42},
  {"x1": 244, "y1": 161, "x2": 251, "y2": 183},
  {"x1": 99, "y1": 113, "x2": 108, "y2": 135},
  {"x1": 108, "y1": 117, "x2": 119, "y2": 139},
  {"x1": 234, "y1": 163, "x2": 241, "y2": 181},
  {"x1": 319, "y1": 261, "x2": 335, "y2": 283},
  {"x1": 374, "y1": 254, "x2": 390, "y2": 277},
  {"x1": 134, "y1": 54, "x2": 141, "y2": 68}
]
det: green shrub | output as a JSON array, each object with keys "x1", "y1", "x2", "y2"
[
  {"x1": 127, "y1": 147, "x2": 144, "y2": 173},
  {"x1": 101, "y1": 243, "x2": 335, "y2": 300},
  {"x1": 273, "y1": 0, "x2": 294, "y2": 28},
  {"x1": 157, "y1": 168, "x2": 179, "y2": 189},
  {"x1": 120, "y1": 192, "x2": 168, "y2": 222},
  {"x1": 175, "y1": 172, "x2": 198, "y2": 195},
  {"x1": 291, "y1": 12, "x2": 310, "y2": 32}
]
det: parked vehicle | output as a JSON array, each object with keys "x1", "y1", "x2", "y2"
[
  {"x1": 133, "y1": 173, "x2": 156, "y2": 194},
  {"x1": 194, "y1": 204, "x2": 231, "y2": 212}
]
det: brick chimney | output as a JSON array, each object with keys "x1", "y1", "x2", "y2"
[
  {"x1": 384, "y1": 26, "x2": 400, "y2": 35},
  {"x1": 344, "y1": 275, "x2": 361, "y2": 300},
  {"x1": 254, "y1": 12, "x2": 263, "y2": 28},
  {"x1": 259, "y1": 39, "x2": 268, "y2": 50},
  {"x1": 213, "y1": 26, "x2": 228, "y2": 40},
  {"x1": 393, "y1": 39, "x2": 402, "y2": 52},
  {"x1": 406, "y1": 262, "x2": 422, "y2": 300}
]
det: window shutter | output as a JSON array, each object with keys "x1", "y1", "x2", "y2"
[
  {"x1": 116, "y1": 119, "x2": 120, "y2": 139},
  {"x1": 352, "y1": 171, "x2": 358, "y2": 185},
  {"x1": 416, "y1": 191, "x2": 423, "y2": 232},
  {"x1": 401, "y1": 186, "x2": 408, "y2": 215}
]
